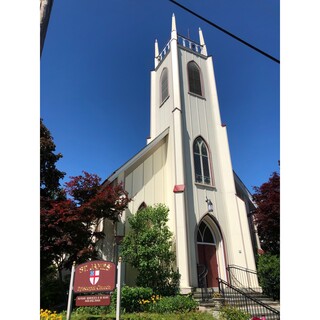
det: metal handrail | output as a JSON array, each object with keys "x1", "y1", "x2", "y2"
[
  {"x1": 197, "y1": 264, "x2": 211, "y2": 301},
  {"x1": 227, "y1": 264, "x2": 261, "y2": 293},
  {"x1": 227, "y1": 264, "x2": 258, "y2": 274},
  {"x1": 198, "y1": 264, "x2": 208, "y2": 287},
  {"x1": 218, "y1": 278, "x2": 280, "y2": 320}
]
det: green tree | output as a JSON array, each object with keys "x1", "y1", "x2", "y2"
[
  {"x1": 40, "y1": 118, "x2": 67, "y2": 310},
  {"x1": 257, "y1": 253, "x2": 280, "y2": 300},
  {"x1": 121, "y1": 204, "x2": 180, "y2": 296},
  {"x1": 40, "y1": 118, "x2": 65, "y2": 201},
  {"x1": 40, "y1": 118, "x2": 66, "y2": 278}
]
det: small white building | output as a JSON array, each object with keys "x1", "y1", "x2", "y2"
[{"x1": 99, "y1": 15, "x2": 260, "y2": 293}]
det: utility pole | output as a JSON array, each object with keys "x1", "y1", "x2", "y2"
[{"x1": 40, "y1": 0, "x2": 54, "y2": 57}]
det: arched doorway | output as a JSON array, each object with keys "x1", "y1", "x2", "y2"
[{"x1": 197, "y1": 220, "x2": 219, "y2": 287}]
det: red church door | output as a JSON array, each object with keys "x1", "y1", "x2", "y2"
[
  {"x1": 197, "y1": 220, "x2": 219, "y2": 288},
  {"x1": 197, "y1": 243, "x2": 219, "y2": 287}
]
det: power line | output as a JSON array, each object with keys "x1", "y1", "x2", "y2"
[{"x1": 169, "y1": 0, "x2": 280, "y2": 64}]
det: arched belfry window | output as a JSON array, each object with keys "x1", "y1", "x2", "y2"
[
  {"x1": 197, "y1": 221, "x2": 215, "y2": 244},
  {"x1": 160, "y1": 68, "x2": 169, "y2": 104},
  {"x1": 187, "y1": 61, "x2": 202, "y2": 96},
  {"x1": 193, "y1": 137, "x2": 211, "y2": 185}
]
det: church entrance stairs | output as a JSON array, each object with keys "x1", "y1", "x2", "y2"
[
  {"x1": 217, "y1": 279, "x2": 280, "y2": 320},
  {"x1": 192, "y1": 286, "x2": 280, "y2": 319}
]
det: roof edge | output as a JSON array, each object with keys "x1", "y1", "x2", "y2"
[{"x1": 101, "y1": 127, "x2": 170, "y2": 186}]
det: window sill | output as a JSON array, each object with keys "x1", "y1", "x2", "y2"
[
  {"x1": 194, "y1": 182, "x2": 216, "y2": 190},
  {"x1": 159, "y1": 95, "x2": 170, "y2": 108},
  {"x1": 188, "y1": 92, "x2": 206, "y2": 100}
]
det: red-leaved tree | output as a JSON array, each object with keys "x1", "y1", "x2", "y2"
[
  {"x1": 252, "y1": 171, "x2": 280, "y2": 255},
  {"x1": 41, "y1": 171, "x2": 131, "y2": 280}
]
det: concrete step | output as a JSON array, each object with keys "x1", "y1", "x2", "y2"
[
  {"x1": 193, "y1": 287, "x2": 219, "y2": 293},
  {"x1": 192, "y1": 287, "x2": 221, "y2": 300}
]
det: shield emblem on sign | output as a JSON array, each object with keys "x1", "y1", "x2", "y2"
[{"x1": 89, "y1": 270, "x2": 100, "y2": 285}]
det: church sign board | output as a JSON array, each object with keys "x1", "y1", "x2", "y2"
[{"x1": 74, "y1": 260, "x2": 116, "y2": 293}]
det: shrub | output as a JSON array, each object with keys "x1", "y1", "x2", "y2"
[
  {"x1": 111, "y1": 286, "x2": 154, "y2": 313},
  {"x1": 218, "y1": 306, "x2": 250, "y2": 320},
  {"x1": 108, "y1": 287, "x2": 198, "y2": 314},
  {"x1": 40, "y1": 266, "x2": 69, "y2": 312},
  {"x1": 121, "y1": 204, "x2": 181, "y2": 296},
  {"x1": 65, "y1": 312, "x2": 215, "y2": 320},
  {"x1": 257, "y1": 253, "x2": 280, "y2": 300},
  {"x1": 74, "y1": 306, "x2": 112, "y2": 315},
  {"x1": 146, "y1": 295, "x2": 199, "y2": 313}
]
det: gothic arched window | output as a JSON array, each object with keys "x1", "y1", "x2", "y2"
[
  {"x1": 193, "y1": 137, "x2": 211, "y2": 185},
  {"x1": 160, "y1": 68, "x2": 169, "y2": 104},
  {"x1": 197, "y1": 221, "x2": 215, "y2": 244},
  {"x1": 187, "y1": 61, "x2": 203, "y2": 96}
]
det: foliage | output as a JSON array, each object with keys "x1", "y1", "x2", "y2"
[
  {"x1": 146, "y1": 295, "x2": 199, "y2": 313},
  {"x1": 218, "y1": 306, "x2": 250, "y2": 320},
  {"x1": 109, "y1": 287, "x2": 197, "y2": 314},
  {"x1": 121, "y1": 204, "x2": 180, "y2": 296},
  {"x1": 40, "y1": 266, "x2": 68, "y2": 311},
  {"x1": 40, "y1": 119, "x2": 66, "y2": 278},
  {"x1": 257, "y1": 253, "x2": 280, "y2": 300},
  {"x1": 40, "y1": 119, "x2": 68, "y2": 309},
  {"x1": 40, "y1": 309, "x2": 63, "y2": 320},
  {"x1": 60, "y1": 311, "x2": 215, "y2": 320},
  {"x1": 111, "y1": 286, "x2": 154, "y2": 313},
  {"x1": 65, "y1": 172, "x2": 130, "y2": 223},
  {"x1": 122, "y1": 286, "x2": 154, "y2": 313},
  {"x1": 252, "y1": 171, "x2": 280, "y2": 255},
  {"x1": 74, "y1": 306, "x2": 113, "y2": 316},
  {"x1": 40, "y1": 118, "x2": 65, "y2": 201},
  {"x1": 41, "y1": 171, "x2": 131, "y2": 274}
]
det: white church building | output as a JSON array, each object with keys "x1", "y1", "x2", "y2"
[{"x1": 99, "y1": 15, "x2": 261, "y2": 293}]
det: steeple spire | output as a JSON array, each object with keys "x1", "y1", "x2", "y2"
[
  {"x1": 198, "y1": 28, "x2": 207, "y2": 56},
  {"x1": 171, "y1": 13, "x2": 177, "y2": 39}
]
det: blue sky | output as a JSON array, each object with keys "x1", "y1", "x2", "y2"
[{"x1": 40, "y1": 0, "x2": 280, "y2": 193}]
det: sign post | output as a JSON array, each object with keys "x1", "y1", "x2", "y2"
[
  {"x1": 116, "y1": 257, "x2": 122, "y2": 320},
  {"x1": 66, "y1": 261, "x2": 76, "y2": 320}
]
